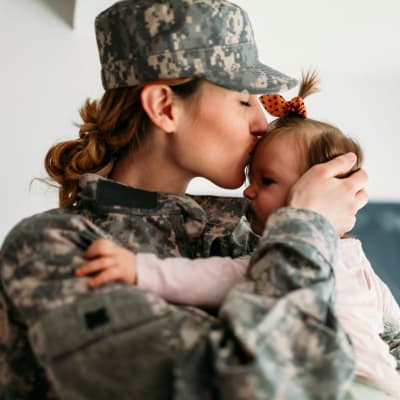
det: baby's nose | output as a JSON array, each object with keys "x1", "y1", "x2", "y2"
[{"x1": 243, "y1": 185, "x2": 256, "y2": 199}]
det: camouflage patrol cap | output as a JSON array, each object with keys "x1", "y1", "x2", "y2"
[{"x1": 95, "y1": 0, "x2": 297, "y2": 94}]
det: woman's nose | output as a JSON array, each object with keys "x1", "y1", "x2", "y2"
[
  {"x1": 250, "y1": 97, "x2": 268, "y2": 137},
  {"x1": 243, "y1": 185, "x2": 256, "y2": 200}
]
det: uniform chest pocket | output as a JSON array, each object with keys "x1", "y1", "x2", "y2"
[{"x1": 28, "y1": 287, "x2": 181, "y2": 400}]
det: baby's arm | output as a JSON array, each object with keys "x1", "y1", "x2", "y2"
[
  {"x1": 137, "y1": 253, "x2": 248, "y2": 308},
  {"x1": 75, "y1": 238, "x2": 248, "y2": 308}
]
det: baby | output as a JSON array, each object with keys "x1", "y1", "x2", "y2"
[{"x1": 75, "y1": 72, "x2": 400, "y2": 398}]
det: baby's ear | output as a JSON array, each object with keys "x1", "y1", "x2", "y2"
[{"x1": 140, "y1": 84, "x2": 177, "y2": 133}]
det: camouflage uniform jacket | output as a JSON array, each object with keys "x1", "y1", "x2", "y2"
[{"x1": 0, "y1": 174, "x2": 356, "y2": 399}]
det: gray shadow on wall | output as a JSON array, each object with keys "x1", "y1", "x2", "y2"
[{"x1": 39, "y1": 0, "x2": 76, "y2": 28}]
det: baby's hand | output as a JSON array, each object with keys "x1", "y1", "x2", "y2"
[{"x1": 75, "y1": 238, "x2": 137, "y2": 288}]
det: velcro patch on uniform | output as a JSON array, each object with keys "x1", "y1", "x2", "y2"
[
  {"x1": 84, "y1": 307, "x2": 109, "y2": 330},
  {"x1": 96, "y1": 180, "x2": 158, "y2": 209}
]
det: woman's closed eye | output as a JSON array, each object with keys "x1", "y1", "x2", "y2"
[{"x1": 240, "y1": 100, "x2": 251, "y2": 107}]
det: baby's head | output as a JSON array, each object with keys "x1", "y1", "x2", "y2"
[{"x1": 244, "y1": 72, "x2": 363, "y2": 235}]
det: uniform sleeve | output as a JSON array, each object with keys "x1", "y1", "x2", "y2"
[
  {"x1": 137, "y1": 253, "x2": 248, "y2": 308},
  {"x1": 208, "y1": 207, "x2": 356, "y2": 399},
  {"x1": 1, "y1": 207, "x2": 356, "y2": 400},
  {"x1": 0, "y1": 213, "x2": 107, "y2": 399},
  {"x1": 0, "y1": 290, "x2": 58, "y2": 399},
  {"x1": 207, "y1": 216, "x2": 260, "y2": 258}
]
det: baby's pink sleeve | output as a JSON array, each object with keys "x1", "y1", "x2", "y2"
[
  {"x1": 374, "y1": 273, "x2": 400, "y2": 333},
  {"x1": 136, "y1": 254, "x2": 249, "y2": 308}
]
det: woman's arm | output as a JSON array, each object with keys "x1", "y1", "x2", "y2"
[
  {"x1": 0, "y1": 212, "x2": 107, "y2": 399},
  {"x1": 0, "y1": 290, "x2": 56, "y2": 399},
  {"x1": 0, "y1": 206, "x2": 355, "y2": 399},
  {"x1": 214, "y1": 207, "x2": 355, "y2": 399}
]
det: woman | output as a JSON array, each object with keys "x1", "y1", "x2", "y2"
[{"x1": 0, "y1": 0, "x2": 367, "y2": 399}]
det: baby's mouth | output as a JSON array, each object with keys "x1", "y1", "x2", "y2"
[
  {"x1": 245, "y1": 204, "x2": 256, "y2": 224},
  {"x1": 245, "y1": 204, "x2": 263, "y2": 235}
]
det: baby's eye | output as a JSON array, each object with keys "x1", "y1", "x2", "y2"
[
  {"x1": 261, "y1": 177, "x2": 275, "y2": 186},
  {"x1": 240, "y1": 101, "x2": 251, "y2": 107}
]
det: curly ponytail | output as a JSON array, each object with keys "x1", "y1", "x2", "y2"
[{"x1": 45, "y1": 77, "x2": 199, "y2": 207}]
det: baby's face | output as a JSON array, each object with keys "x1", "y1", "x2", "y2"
[{"x1": 243, "y1": 134, "x2": 304, "y2": 235}]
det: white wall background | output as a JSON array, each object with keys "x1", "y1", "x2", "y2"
[{"x1": 1, "y1": 0, "x2": 399, "y2": 244}]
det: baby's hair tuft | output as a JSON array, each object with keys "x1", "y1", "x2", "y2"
[{"x1": 298, "y1": 70, "x2": 320, "y2": 99}]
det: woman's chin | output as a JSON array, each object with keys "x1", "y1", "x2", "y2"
[{"x1": 214, "y1": 174, "x2": 246, "y2": 190}]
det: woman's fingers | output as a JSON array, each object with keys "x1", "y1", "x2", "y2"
[
  {"x1": 319, "y1": 152, "x2": 357, "y2": 178},
  {"x1": 355, "y1": 188, "x2": 369, "y2": 211},
  {"x1": 318, "y1": 153, "x2": 368, "y2": 199},
  {"x1": 288, "y1": 153, "x2": 368, "y2": 236}
]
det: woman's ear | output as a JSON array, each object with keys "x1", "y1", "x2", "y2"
[{"x1": 140, "y1": 84, "x2": 178, "y2": 133}]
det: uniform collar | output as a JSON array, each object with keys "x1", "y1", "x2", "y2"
[
  {"x1": 77, "y1": 174, "x2": 247, "y2": 239},
  {"x1": 78, "y1": 174, "x2": 159, "y2": 209}
]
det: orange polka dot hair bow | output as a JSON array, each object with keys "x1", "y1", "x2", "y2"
[{"x1": 259, "y1": 94, "x2": 307, "y2": 118}]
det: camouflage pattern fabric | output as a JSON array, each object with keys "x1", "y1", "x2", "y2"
[
  {"x1": 381, "y1": 330, "x2": 400, "y2": 371},
  {"x1": 0, "y1": 174, "x2": 355, "y2": 399},
  {"x1": 95, "y1": 0, "x2": 297, "y2": 93}
]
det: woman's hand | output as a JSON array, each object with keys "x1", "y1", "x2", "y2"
[
  {"x1": 288, "y1": 153, "x2": 368, "y2": 236},
  {"x1": 75, "y1": 238, "x2": 137, "y2": 288}
]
